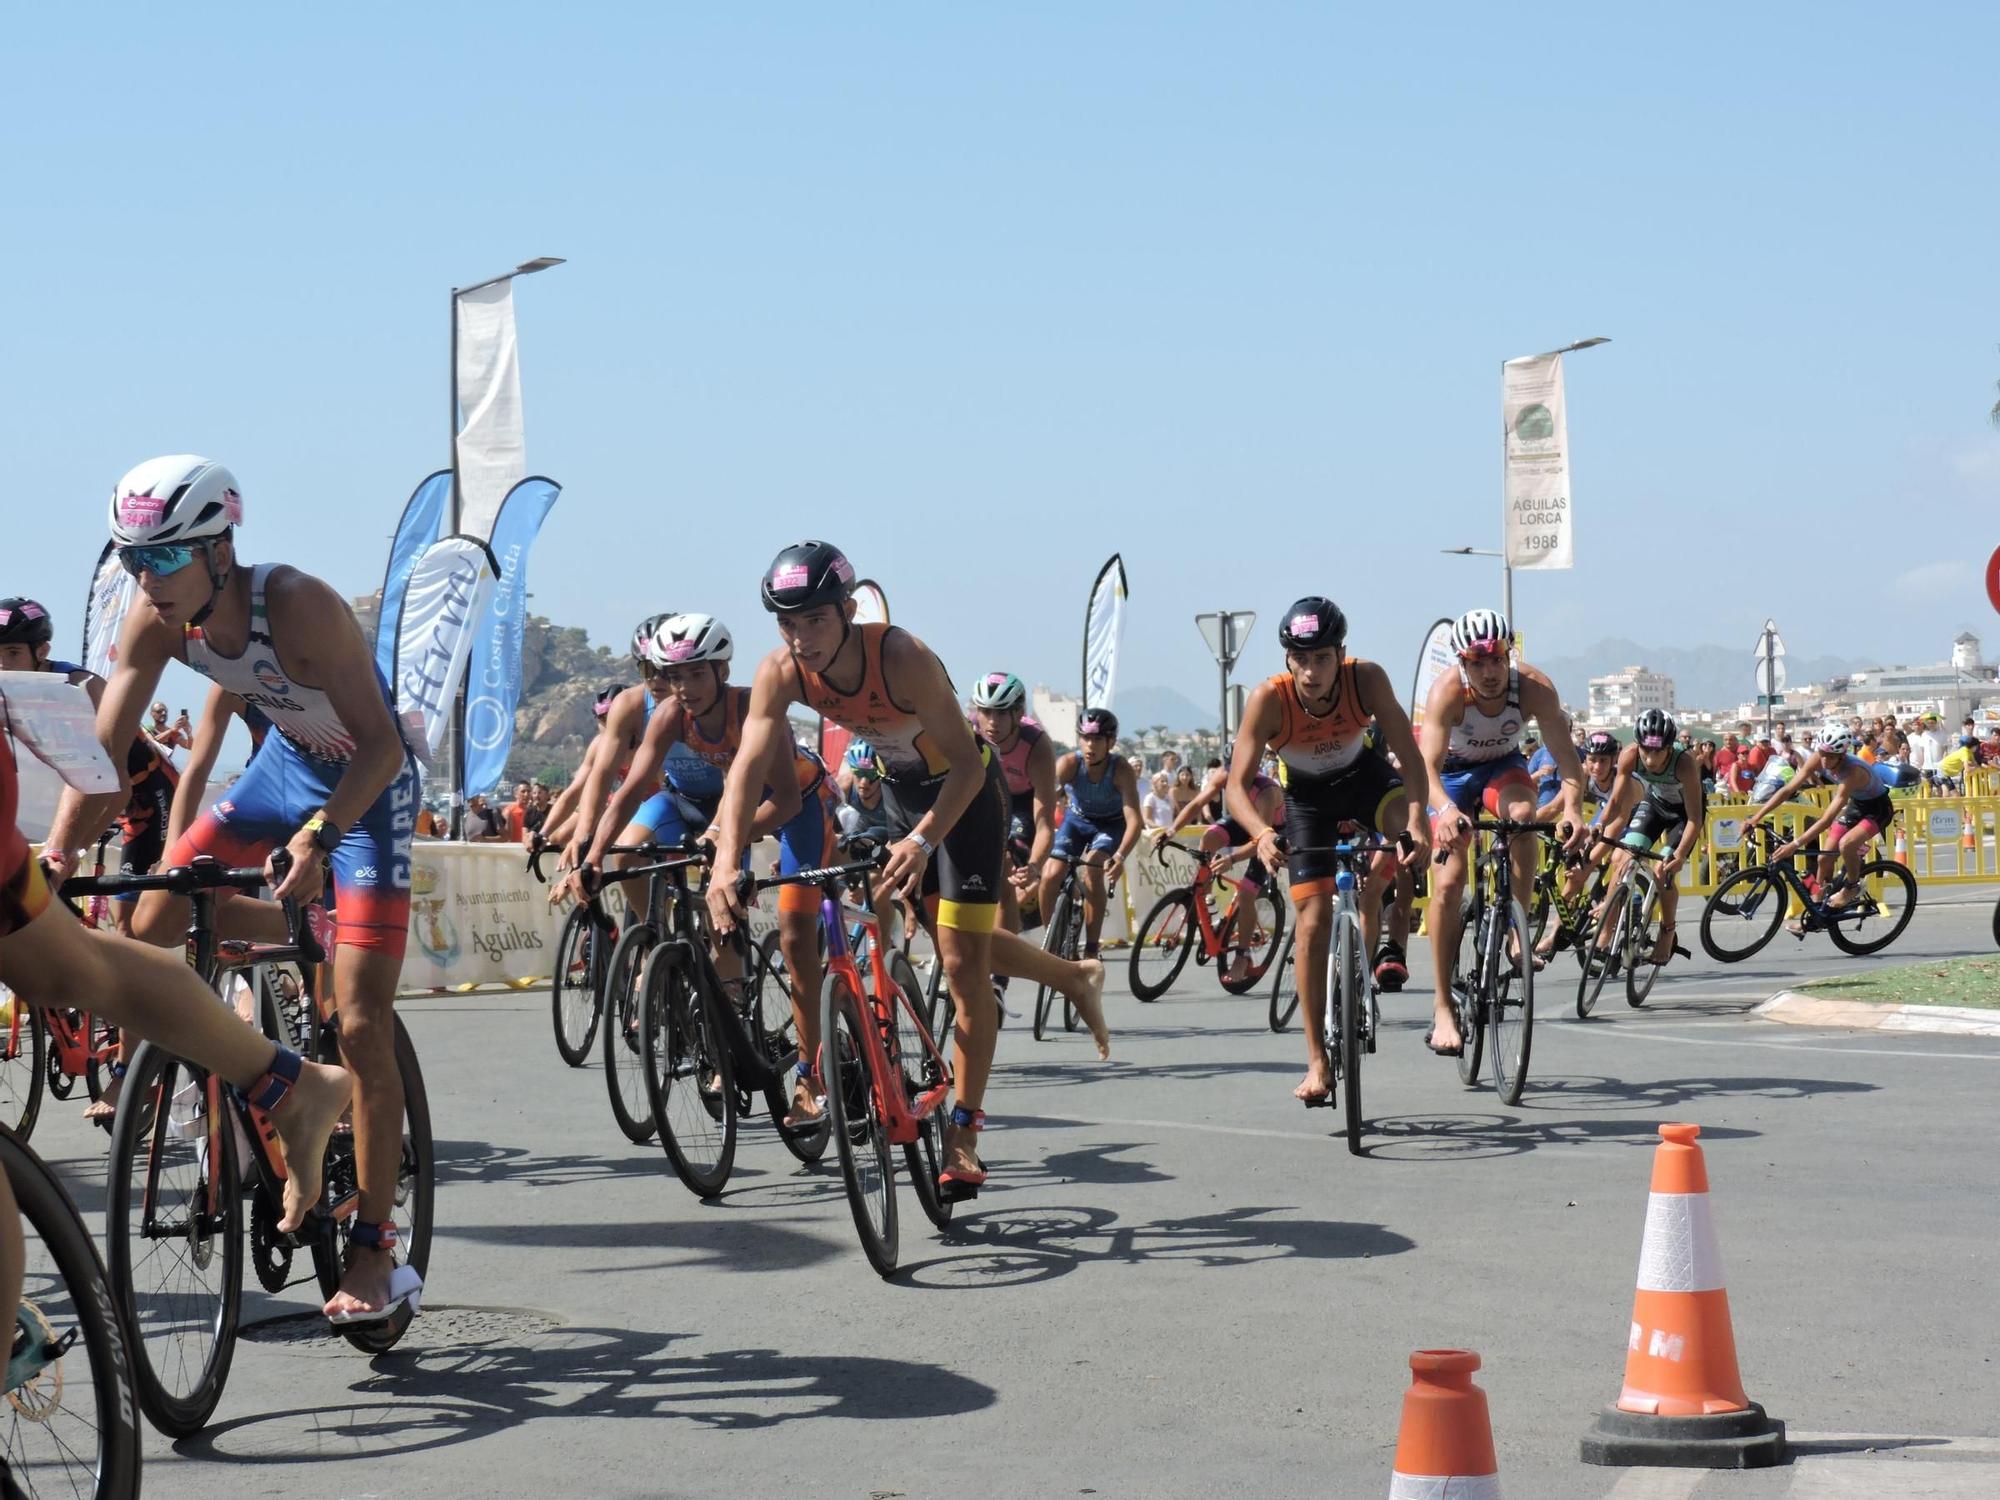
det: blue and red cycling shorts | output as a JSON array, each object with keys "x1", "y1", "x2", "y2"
[{"x1": 163, "y1": 732, "x2": 419, "y2": 958}]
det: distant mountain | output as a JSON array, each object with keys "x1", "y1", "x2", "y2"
[
  {"x1": 1535, "y1": 639, "x2": 1865, "y2": 715},
  {"x1": 1115, "y1": 683, "x2": 1221, "y2": 732}
]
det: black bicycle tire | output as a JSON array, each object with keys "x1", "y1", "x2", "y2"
[
  {"x1": 1491, "y1": 897, "x2": 1535, "y2": 1106},
  {"x1": 600, "y1": 922, "x2": 660, "y2": 1142},
  {"x1": 1825, "y1": 860, "x2": 1919, "y2": 956},
  {"x1": 755, "y1": 928, "x2": 830, "y2": 1164},
  {"x1": 1699, "y1": 866, "x2": 1787, "y2": 963},
  {"x1": 105, "y1": 1043, "x2": 242, "y2": 1438},
  {"x1": 1219, "y1": 884, "x2": 1287, "y2": 995},
  {"x1": 1267, "y1": 933, "x2": 1299, "y2": 1032},
  {"x1": 1340, "y1": 920, "x2": 1365, "y2": 1155},
  {"x1": 311, "y1": 1013, "x2": 436, "y2": 1355},
  {"x1": 1033, "y1": 889, "x2": 1073, "y2": 1040},
  {"x1": 643, "y1": 945, "x2": 737, "y2": 1198},
  {"x1": 0, "y1": 1126, "x2": 145, "y2": 1499},
  {"x1": 821, "y1": 971, "x2": 898, "y2": 1276},
  {"x1": 889, "y1": 951, "x2": 953, "y2": 1231},
  {"x1": 1577, "y1": 889, "x2": 1626, "y2": 1020},
  {"x1": 551, "y1": 904, "x2": 605, "y2": 1067},
  {"x1": 0, "y1": 1001, "x2": 46, "y2": 1139},
  {"x1": 1453, "y1": 893, "x2": 1485, "y2": 1087},
  {"x1": 1128, "y1": 890, "x2": 1197, "y2": 1002},
  {"x1": 1625, "y1": 872, "x2": 1667, "y2": 1006}
]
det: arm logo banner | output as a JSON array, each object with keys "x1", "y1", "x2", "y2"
[
  {"x1": 463, "y1": 476, "x2": 562, "y2": 798},
  {"x1": 455, "y1": 281, "x2": 527, "y2": 540},
  {"x1": 1082, "y1": 553, "x2": 1129, "y2": 711},
  {"x1": 392, "y1": 534, "x2": 498, "y2": 766},
  {"x1": 1502, "y1": 352, "x2": 1574, "y2": 570},
  {"x1": 375, "y1": 470, "x2": 452, "y2": 681}
]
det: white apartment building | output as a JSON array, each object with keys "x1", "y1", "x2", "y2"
[
  {"x1": 1587, "y1": 666, "x2": 1675, "y2": 726},
  {"x1": 1030, "y1": 683, "x2": 1080, "y2": 746}
]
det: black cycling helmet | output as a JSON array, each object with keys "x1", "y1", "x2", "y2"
[
  {"x1": 1584, "y1": 729, "x2": 1620, "y2": 758},
  {"x1": 1278, "y1": 596, "x2": 1347, "y2": 652},
  {"x1": 0, "y1": 598, "x2": 53, "y2": 648},
  {"x1": 761, "y1": 540, "x2": 855, "y2": 614},
  {"x1": 1634, "y1": 709, "x2": 1678, "y2": 750},
  {"x1": 1077, "y1": 708, "x2": 1119, "y2": 740}
]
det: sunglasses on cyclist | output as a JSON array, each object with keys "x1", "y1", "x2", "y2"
[{"x1": 116, "y1": 543, "x2": 200, "y2": 579}]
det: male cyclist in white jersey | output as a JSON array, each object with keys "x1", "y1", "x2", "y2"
[
  {"x1": 1420, "y1": 608, "x2": 1584, "y2": 1056},
  {"x1": 55, "y1": 456, "x2": 422, "y2": 1326}
]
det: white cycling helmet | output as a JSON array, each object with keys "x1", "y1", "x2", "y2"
[
  {"x1": 1817, "y1": 722, "x2": 1855, "y2": 755},
  {"x1": 1450, "y1": 607, "x2": 1512, "y2": 658},
  {"x1": 651, "y1": 612, "x2": 734, "y2": 667},
  {"x1": 108, "y1": 455, "x2": 242, "y2": 546},
  {"x1": 971, "y1": 671, "x2": 1027, "y2": 711}
]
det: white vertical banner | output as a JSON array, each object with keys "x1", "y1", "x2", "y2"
[
  {"x1": 1082, "y1": 553, "x2": 1129, "y2": 711},
  {"x1": 82, "y1": 542, "x2": 137, "y2": 680},
  {"x1": 1502, "y1": 352, "x2": 1574, "y2": 570},
  {"x1": 393, "y1": 536, "x2": 498, "y2": 765},
  {"x1": 454, "y1": 281, "x2": 527, "y2": 541},
  {"x1": 1409, "y1": 617, "x2": 1457, "y2": 730}
]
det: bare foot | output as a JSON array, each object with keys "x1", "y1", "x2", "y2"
[
  {"x1": 1293, "y1": 1060, "x2": 1332, "y2": 1101},
  {"x1": 1647, "y1": 925, "x2": 1677, "y2": 965},
  {"x1": 941, "y1": 1121, "x2": 985, "y2": 1181},
  {"x1": 323, "y1": 1245, "x2": 394, "y2": 1321},
  {"x1": 1426, "y1": 1003, "x2": 1463, "y2": 1055},
  {"x1": 270, "y1": 1059, "x2": 354, "y2": 1234},
  {"x1": 1065, "y1": 959, "x2": 1111, "y2": 1060},
  {"x1": 83, "y1": 1071, "x2": 123, "y2": 1127},
  {"x1": 783, "y1": 1077, "x2": 825, "y2": 1129}
]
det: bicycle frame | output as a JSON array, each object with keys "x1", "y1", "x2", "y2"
[{"x1": 1151, "y1": 842, "x2": 1255, "y2": 961}]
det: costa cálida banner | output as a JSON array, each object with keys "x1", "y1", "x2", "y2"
[{"x1": 1502, "y1": 352, "x2": 1574, "y2": 570}]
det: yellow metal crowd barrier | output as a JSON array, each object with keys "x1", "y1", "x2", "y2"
[{"x1": 1679, "y1": 790, "x2": 1998, "y2": 894}]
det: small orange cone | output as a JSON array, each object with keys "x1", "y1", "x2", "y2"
[
  {"x1": 1581, "y1": 1124, "x2": 1785, "y2": 1468},
  {"x1": 1389, "y1": 1349, "x2": 1500, "y2": 1497},
  {"x1": 1892, "y1": 826, "x2": 1908, "y2": 867}
]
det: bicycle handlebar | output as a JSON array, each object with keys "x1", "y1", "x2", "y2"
[{"x1": 58, "y1": 852, "x2": 323, "y2": 964}]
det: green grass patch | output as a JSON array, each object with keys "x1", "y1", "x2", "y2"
[{"x1": 1802, "y1": 955, "x2": 2000, "y2": 1010}]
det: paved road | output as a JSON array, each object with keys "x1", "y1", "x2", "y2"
[{"x1": 29, "y1": 887, "x2": 2000, "y2": 1497}]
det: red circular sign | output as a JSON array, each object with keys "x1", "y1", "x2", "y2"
[{"x1": 1988, "y1": 544, "x2": 2000, "y2": 616}]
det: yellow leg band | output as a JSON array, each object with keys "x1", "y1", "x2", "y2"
[{"x1": 937, "y1": 898, "x2": 999, "y2": 935}]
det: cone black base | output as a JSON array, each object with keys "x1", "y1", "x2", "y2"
[{"x1": 1579, "y1": 1402, "x2": 1787, "y2": 1469}]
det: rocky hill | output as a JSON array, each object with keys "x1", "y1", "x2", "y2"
[{"x1": 355, "y1": 593, "x2": 629, "y2": 786}]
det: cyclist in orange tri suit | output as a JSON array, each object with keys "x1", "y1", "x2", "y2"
[
  {"x1": 1227, "y1": 599, "x2": 1430, "y2": 1103},
  {"x1": 707, "y1": 542, "x2": 1109, "y2": 1197}
]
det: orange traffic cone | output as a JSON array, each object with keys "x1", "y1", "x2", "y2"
[
  {"x1": 1581, "y1": 1124, "x2": 1786, "y2": 1468},
  {"x1": 1389, "y1": 1349, "x2": 1500, "y2": 1498},
  {"x1": 1892, "y1": 826, "x2": 1908, "y2": 867}
]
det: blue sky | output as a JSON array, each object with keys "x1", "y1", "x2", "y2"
[{"x1": 9, "y1": 3, "x2": 1998, "y2": 727}]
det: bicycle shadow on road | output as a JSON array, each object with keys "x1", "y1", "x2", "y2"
[
  {"x1": 1517, "y1": 1071, "x2": 1877, "y2": 1115},
  {"x1": 434, "y1": 1215, "x2": 846, "y2": 1274},
  {"x1": 990, "y1": 1057, "x2": 1297, "y2": 1090},
  {"x1": 1362, "y1": 1110, "x2": 1764, "y2": 1162},
  {"x1": 173, "y1": 1324, "x2": 996, "y2": 1464},
  {"x1": 898, "y1": 1202, "x2": 1413, "y2": 1289},
  {"x1": 433, "y1": 1136, "x2": 679, "y2": 1191}
]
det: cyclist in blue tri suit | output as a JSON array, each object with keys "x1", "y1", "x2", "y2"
[{"x1": 1037, "y1": 709, "x2": 1142, "y2": 960}]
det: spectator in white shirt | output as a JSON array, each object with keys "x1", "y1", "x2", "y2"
[
  {"x1": 1906, "y1": 713, "x2": 1944, "y2": 775},
  {"x1": 1142, "y1": 772, "x2": 1177, "y2": 829}
]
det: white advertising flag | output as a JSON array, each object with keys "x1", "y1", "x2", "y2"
[
  {"x1": 82, "y1": 542, "x2": 137, "y2": 680},
  {"x1": 1409, "y1": 617, "x2": 1458, "y2": 730},
  {"x1": 1082, "y1": 554, "x2": 1129, "y2": 711},
  {"x1": 392, "y1": 536, "x2": 498, "y2": 765},
  {"x1": 454, "y1": 281, "x2": 527, "y2": 541},
  {"x1": 1502, "y1": 353, "x2": 1574, "y2": 570}
]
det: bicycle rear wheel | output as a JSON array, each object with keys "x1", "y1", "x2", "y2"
[
  {"x1": 0, "y1": 1128, "x2": 144, "y2": 1499},
  {"x1": 309, "y1": 1012, "x2": 436, "y2": 1355},
  {"x1": 0, "y1": 996, "x2": 45, "y2": 1139},
  {"x1": 1033, "y1": 890, "x2": 1077, "y2": 1040},
  {"x1": 1128, "y1": 890, "x2": 1197, "y2": 1001},
  {"x1": 643, "y1": 946, "x2": 737, "y2": 1199},
  {"x1": 1577, "y1": 890, "x2": 1628, "y2": 1020},
  {"x1": 1826, "y1": 861, "x2": 1918, "y2": 956},
  {"x1": 600, "y1": 922, "x2": 659, "y2": 1142},
  {"x1": 821, "y1": 972, "x2": 898, "y2": 1276},
  {"x1": 753, "y1": 928, "x2": 829, "y2": 1163},
  {"x1": 890, "y1": 952, "x2": 953, "y2": 1231},
  {"x1": 1451, "y1": 895, "x2": 1486, "y2": 1086},
  {"x1": 1489, "y1": 898, "x2": 1535, "y2": 1106},
  {"x1": 1700, "y1": 867, "x2": 1786, "y2": 962},
  {"x1": 1219, "y1": 883, "x2": 1287, "y2": 995},
  {"x1": 1267, "y1": 933, "x2": 1299, "y2": 1032},
  {"x1": 105, "y1": 1044, "x2": 242, "y2": 1438},
  {"x1": 1338, "y1": 921, "x2": 1366, "y2": 1156},
  {"x1": 551, "y1": 903, "x2": 608, "y2": 1067}
]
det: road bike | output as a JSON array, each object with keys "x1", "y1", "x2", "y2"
[
  {"x1": 751, "y1": 839, "x2": 954, "y2": 1277},
  {"x1": 0, "y1": 1123, "x2": 144, "y2": 1498},
  {"x1": 1446, "y1": 818, "x2": 1552, "y2": 1107},
  {"x1": 1128, "y1": 840, "x2": 1286, "y2": 1001},
  {"x1": 1032, "y1": 856, "x2": 1119, "y2": 1040},
  {"x1": 68, "y1": 855, "x2": 433, "y2": 1436},
  {"x1": 534, "y1": 839, "x2": 618, "y2": 1068},
  {"x1": 1575, "y1": 840, "x2": 1687, "y2": 1017},
  {"x1": 1700, "y1": 823, "x2": 1918, "y2": 962}
]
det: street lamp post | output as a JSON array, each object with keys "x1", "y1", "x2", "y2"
[{"x1": 445, "y1": 256, "x2": 565, "y2": 836}]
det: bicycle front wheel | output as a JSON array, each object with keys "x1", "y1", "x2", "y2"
[
  {"x1": 643, "y1": 946, "x2": 737, "y2": 1199},
  {"x1": 1128, "y1": 890, "x2": 1197, "y2": 1001},
  {"x1": 1338, "y1": 921, "x2": 1366, "y2": 1156},
  {"x1": 1700, "y1": 867, "x2": 1787, "y2": 962},
  {"x1": 821, "y1": 972, "x2": 898, "y2": 1276},
  {"x1": 600, "y1": 923, "x2": 660, "y2": 1142},
  {"x1": 105, "y1": 1044, "x2": 242, "y2": 1438},
  {"x1": 1451, "y1": 895, "x2": 1486, "y2": 1087},
  {"x1": 551, "y1": 903, "x2": 607, "y2": 1067},
  {"x1": 0, "y1": 995, "x2": 46, "y2": 1138},
  {"x1": 1625, "y1": 874, "x2": 1667, "y2": 1007},
  {"x1": 1577, "y1": 890, "x2": 1628, "y2": 1020},
  {"x1": 1219, "y1": 883, "x2": 1286, "y2": 995},
  {"x1": 1489, "y1": 898, "x2": 1535, "y2": 1107},
  {"x1": 1033, "y1": 889, "x2": 1076, "y2": 1040},
  {"x1": 0, "y1": 1127, "x2": 144, "y2": 1499},
  {"x1": 1825, "y1": 861, "x2": 1919, "y2": 955},
  {"x1": 1267, "y1": 933, "x2": 1299, "y2": 1032}
]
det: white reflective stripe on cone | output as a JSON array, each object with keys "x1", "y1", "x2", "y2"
[
  {"x1": 1389, "y1": 1474, "x2": 1501, "y2": 1499},
  {"x1": 1635, "y1": 1191, "x2": 1726, "y2": 1294}
]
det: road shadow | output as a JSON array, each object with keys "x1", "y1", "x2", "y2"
[
  {"x1": 433, "y1": 1137, "x2": 673, "y2": 1191},
  {"x1": 1362, "y1": 1110, "x2": 1763, "y2": 1162},
  {"x1": 899, "y1": 1202, "x2": 1413, "y2": 1289},
  {"x1": 991, "y1": 1057, "x2": 1297, "y2": 1090},
  {"x1": 435, "y1": 1216, "x2": 844, "y2": 1273},
  {"x1": 1516, "y1": 1071, "x2": 1877, "y2": 1114},
  {"x1": 175, "y1": 1324, "x2": 995, "y2": 1464}
]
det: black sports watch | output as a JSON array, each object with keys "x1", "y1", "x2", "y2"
[{"x1": 304, "y1": 814, "x2": 344, "y2": 854}]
